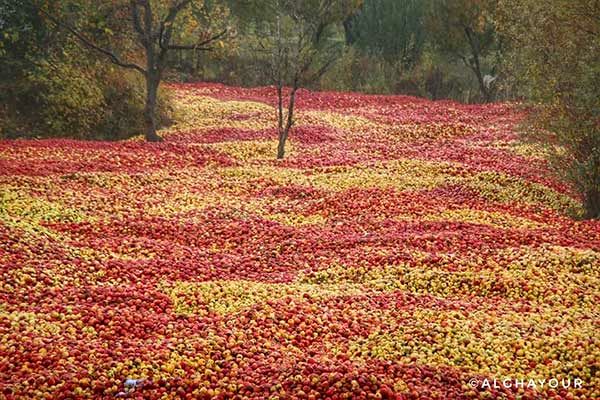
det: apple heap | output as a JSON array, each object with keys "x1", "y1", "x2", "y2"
[{"x1": 1, "y1": 82, "x2": 598, "y2": 399}]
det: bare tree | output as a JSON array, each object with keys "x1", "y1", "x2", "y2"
[
  {"x1": 264, "y1": 0, "x2": 349, "y2": 159},
  {"x1": 42, "y1": 1, "x2": 227, "y2": 142}
]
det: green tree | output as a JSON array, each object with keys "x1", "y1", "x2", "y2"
[
  {"x1": 346, "y1": 0, "x2": 425, "y2": 67},
  {"x1": 42, "y1": 0, "x2": 228, "y2": 142},
  {"x1": 1, "y1": 0, "x2": 104, "y2": 137},
  {"x1": 426, "y1": 0, "x2": 499, "y2": 102},
  {"x1": 496, "y1": 0, "x2": 600, "y2": 219}
]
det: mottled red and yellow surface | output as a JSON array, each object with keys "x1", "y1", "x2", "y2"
[{"x1": 1, "y1": 83, "x2": 599, "y2": 399}]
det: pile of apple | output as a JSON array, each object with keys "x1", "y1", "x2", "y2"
[{"x1": 1, "y1": 82, "x2": 598, "y2": 399}]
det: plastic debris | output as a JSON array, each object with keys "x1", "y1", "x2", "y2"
[{"x1": 124, "y1": 378, "x2": 145, "y2": 389}]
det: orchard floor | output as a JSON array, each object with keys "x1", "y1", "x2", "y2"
[{"x1": 1, "y1": 83, "x2": 599, "y2": 399}]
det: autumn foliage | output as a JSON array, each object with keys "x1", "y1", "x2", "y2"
[{"x1": 1, "y1": 83, "x2": 599, "y2": 399}]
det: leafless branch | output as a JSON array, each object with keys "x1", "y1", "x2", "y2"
[{"x1": 163, "y1": 29, "x2": 227, "y2": 50}]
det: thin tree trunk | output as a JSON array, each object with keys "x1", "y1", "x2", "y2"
[
  {"x1": 277, "y1": 131, "x2": 287, "y2": 159},
  {"x1": 286, "y1": 87, "x2": 297, "y2": 131},
  {"x1": 276, "y1": 83, "x2": 285, "y2": 159},
  {"x1": 343, "y1": 16, "x2": 355, "y2": 45},
  {"x1": 144, "y1": 74, "x2": 162, "y2": 142},
  {"x1": 472, "y1": 62, "x2": 490, "y2": 103},
  {"x1": 584, "y1": 188, "x2": 600, "y2": 219},
  {"x1": 464, "y1": 27, "x2": 491, "y2": 103},
  {"x1": 277, "y1": 86, "x2": 298, "y2": 160},
  {"x1": 277, "y1": 85, "x2": 284, "y2": 132}
]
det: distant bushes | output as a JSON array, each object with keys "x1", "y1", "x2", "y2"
[
  {"x1": 170, "y1": 45, "x2": 488, "y2": 104},
  {"x1": 162, "y1": 0, "x2": 498, "y2": 104},
  {"x1": 318, "y1": 47, "x2": 486, "y2": 102}
]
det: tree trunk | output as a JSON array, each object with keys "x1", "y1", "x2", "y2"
[
  {"x1": 276, "y1": 84, "x2": 286, "y2": 159},
  {"x1": 277, "y1": 128, "x2": 287, "y2": 159},
  {"x1": 473, "y1": 64, "x2": 491, "y2": 103},
  {"x1": 144, "y1": 74, "x2": 162, "y2": 142},
  {"x1": 342, "y1": 15, "x2": 355, "y2": 45},
  {"x1": 276, "y1": 87, "x2": 298, "y2": 160},
  {"x1": 584, "y1": 188, "x2": 600, "y2": 219},
  {"x1": 464, "y1": 27, "x2": 491, "y2": 103}
]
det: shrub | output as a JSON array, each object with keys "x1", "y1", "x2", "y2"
[
  {"x1": 1, "y1": 61, "x2": 173, "y2": 141},
  {"x1": 28, "y1": 60, "x2": 105, "y2": 138},
  {"x1": 97, "y1": 69, "x2": 174, "y2": 141},
  {"x1": 496, "y1": 0, "x2": 600, "y2": 219}
]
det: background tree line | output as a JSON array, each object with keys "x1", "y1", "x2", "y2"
[{"x1": 0, "y1": 0, "x2": 598, "y2": 217}]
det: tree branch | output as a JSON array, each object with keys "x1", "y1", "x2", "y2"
[
  {"x1": 306, "y1": 55, "x2": 337, "y2": 84},
  {"x1": 130, "y1": 1, "x2": 145, "y2": 41},
  {"x1": 40, "y1": 9, "x2": 146, "y2": 75},
  {"x1": 164, "y1": 29, "x2": 227, "y2": 50},
  {"x1": 140, "y1": 0, "x2": 154, "y2": 41},
  {"x1": 158, "y1": 0, "x2": 194, "y2": 48},
  {"x1": 164, "y1": 0, "x2": 194, "y2": 25}
]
